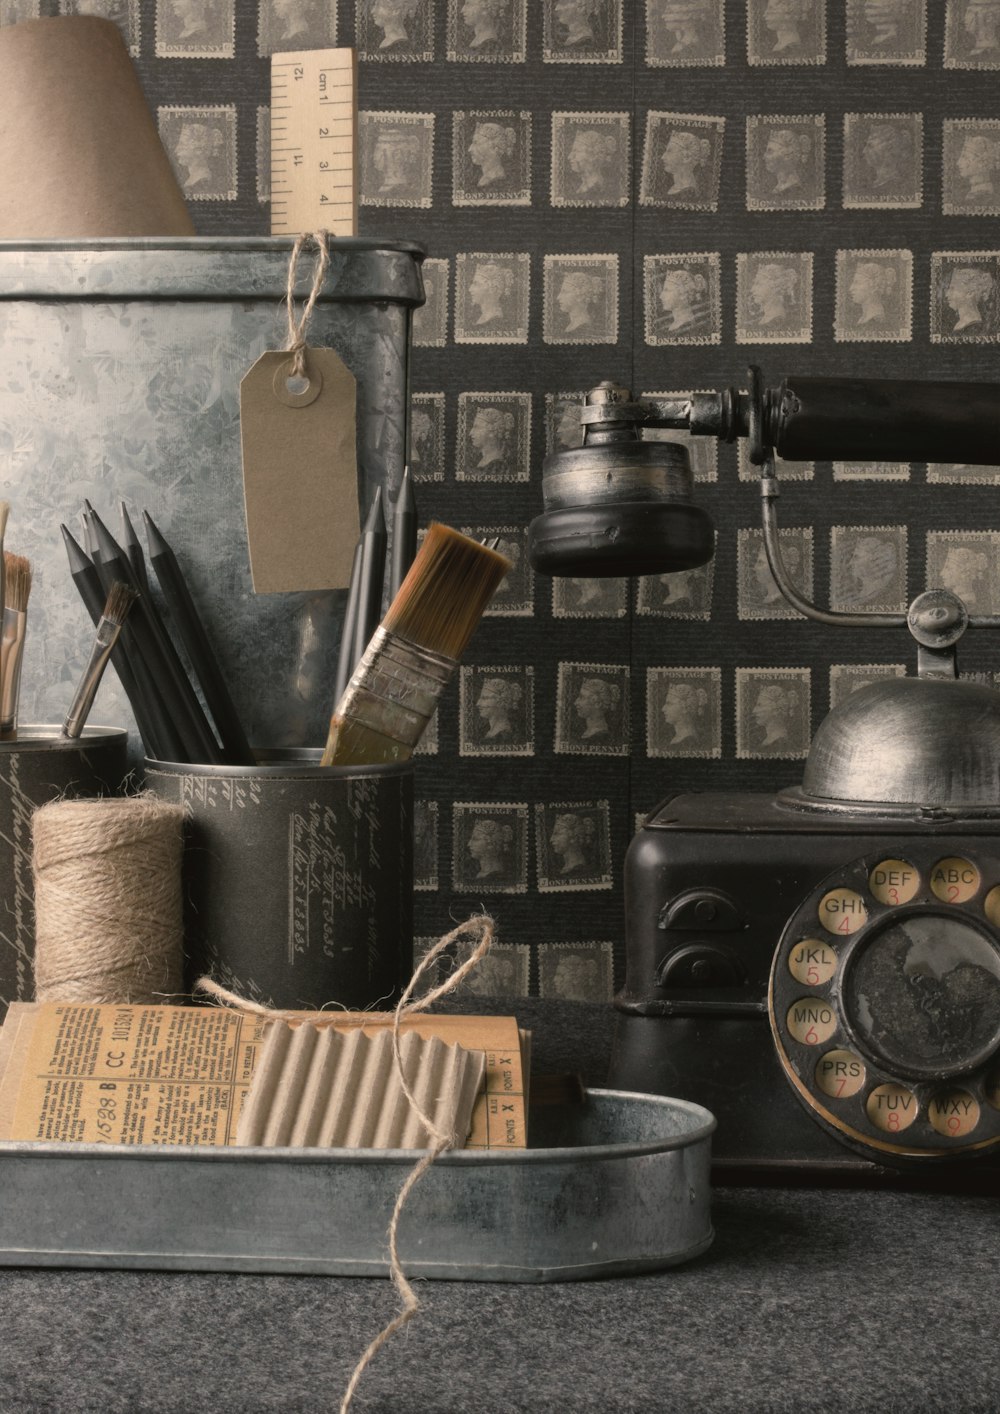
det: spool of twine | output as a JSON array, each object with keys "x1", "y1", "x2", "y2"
[{"x1": 32, "y1": 794, "x2": 185, "y2": 1005}]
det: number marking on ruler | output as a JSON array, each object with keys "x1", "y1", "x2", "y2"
[{"x1": 270, "y1": 48, "x2": 357, "y2": 237}]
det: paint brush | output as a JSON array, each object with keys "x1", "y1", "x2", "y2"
[
  {"x1": 143, "y1": 510, "x2": 254, "y2": 765},
  {"x1": 389, "y1": 466, "x2": 417, "y2": 599},
  {"x1": 321, "y1": 523, "x2": 511, "y2": 767},
  {"x1": 0, "y1": 500, "x2": 9, "y2": 635},
  {"x1": 351, "y1": 486, "x2": 387, "y2": 674},
  {"x1": 61, "y1": 524, "x2": 177, "y2": 761},
  {"x1": 0, "y1": 552, "x2": 31, "y2": 740},
  {"x1": 62, "y1": 581, "x2": 138, "y2": 738}
]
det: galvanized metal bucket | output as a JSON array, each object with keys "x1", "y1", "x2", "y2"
[
  {"x1": 0, "y1": 725, "x2": 130, "y2": 1018},
  {"x1": 0, "y1": 237, "x2": 424, "y2": 760},
  {"x1": 143, "y1": 749, "x2": 413, "y2": 1011}
]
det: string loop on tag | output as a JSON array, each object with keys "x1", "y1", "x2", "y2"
[{"x1": 284, "y1": 229, "x2": 330, "y2": 381}]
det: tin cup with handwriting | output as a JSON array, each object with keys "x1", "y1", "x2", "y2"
[
  {"x1": 0, "y1": 726, "x2": 129, "y2": 1020},
  {"x1": 143, "y1": 751, "x2": 413, "y2": 1010}
]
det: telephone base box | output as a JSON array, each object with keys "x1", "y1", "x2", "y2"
[{"x1": 613, "y1": 793, "x2": 1000, "y2": 1185}]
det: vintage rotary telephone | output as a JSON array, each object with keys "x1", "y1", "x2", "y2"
[{"x1": 529, "y1": 369, "x2": 1000, "y2": 1184}]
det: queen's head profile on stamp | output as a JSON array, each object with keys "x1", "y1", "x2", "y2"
[
  {"x1": 957, "y1": 132, "x2": 1000, "y2": 202},
  {"x1": 660, "y1": 129, "x2": 712, "y2": 197},
  {"x1": 553, "y1": 0, "x2": 598, "y2": 45},
  {"x1": 749, "y1": 261, "x2": 800, "y2": 325},
  {"x1": 460, "y1": 0, "x2": 509, "y2": 45},
  {"x1": 862, "y1": 0, "x2": 909, "y2": 44},
  {"x1": 469, "y1": 405, "x2": 516, "y2": 469},
  {"x1": 863, "y1": 123, "x2": 913, "y2": 188},
  {"x1": 475, "y1": 677, "x2": 523, "y2": 739},
  {"x1": 764, "y1": 127, "x2": 812, "y2": 193},
  {"x1": 174, "y1": 120, "x2": 226, "y2": 191},
  {"x1": 574, "y1": 677, "x2": 620, "y2": 739},
  {"x1": 548, "y1": 813, "x2": 597, "y2": 874},
  {"x1": 659, "y1": 266, "x2": 708, "y2": 331},
  {"x1": 466, "y1": 817, "x2": 515, "y2": 879},
  {"x1": 468, "y1": 120, "x2": 518, "y2": 187},
  {"x1": 659, "y1": 0, "x2": 714, "y2": 51},
  {"x1": 849, "y1": 260, "x2": 898, "y2": 325},
  {"x1": 753, "y1": 682, "x2": 798, "y2": 747},
  {"x1": 372, "y1": 126, "x2": 422, "y2": 193},
  {"x1": 940, "y1": 544, "x2": 992, "y2": 611},
  {"x1": 371, "y1": 0, "x2": 422, "y2": 48},
  {"x1": 945, "y1": 264, "x2": 995, "y2": 332},
  {"x1": 556, "y1": 270, "x2": 604, "y2": 333},
  {"x1": 661, "y1": 680, "x2": 710, "y2": 745},
  {"x1": 840, "y1": 534, "x2": 901, "y2": 606},
  {"x1": 964, "y1": 0, "x2": 1000, "y2": 54},
  {"x1": 468, "y1": 260, "x2": 515, "y2": 324},
  {"x1": 568, "y1": 127, "x2": 619, "y2": 195},
  {"x1": 762, "y1": 0, "x2": 812, "y2": 51}
]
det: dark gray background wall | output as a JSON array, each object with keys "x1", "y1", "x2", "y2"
[{"x1": 8, "y1": 0, "x2": 998, "y2": 1002}]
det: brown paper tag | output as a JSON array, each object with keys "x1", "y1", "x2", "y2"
[{"x1": 240, "y1": 346, "x2": 359, "y2": 593}]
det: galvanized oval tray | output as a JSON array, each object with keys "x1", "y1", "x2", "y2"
[{"x1": 0, "y1": 1088, "x2": 715, "y2": 1282}]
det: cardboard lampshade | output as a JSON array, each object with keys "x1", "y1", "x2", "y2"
[{"x1": 0, "y1": 16, "x2": 195, "y2": 238}]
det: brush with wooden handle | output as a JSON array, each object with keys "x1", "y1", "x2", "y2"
[
  {"x1": 321, "y1": 523, "x2": 511, "y2": 767},
  {"x1": 62, "y1": 580, "x2": 138, "y2": 739},
  {"x1": 0, "y1": 551, "x2": 31, "y2": 740}
]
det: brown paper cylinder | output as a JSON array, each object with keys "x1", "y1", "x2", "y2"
[{"x1": 0, "y1": 17, "x2": 195, "y2": 238}]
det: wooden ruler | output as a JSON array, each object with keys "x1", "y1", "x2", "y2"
[{"x1": 270, "y1": 48, "x2": 358, "y2": 238}]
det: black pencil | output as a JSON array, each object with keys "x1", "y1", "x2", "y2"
[
  {"x1": 350, "y1": 486, "x2": 387, "y2": 672},
  {"x1": 119, "y1": 501, "x2": 150, "y2": 595},
  {"x1": 82, "y1": 500, "x2": 100, "y2": 560},
  {"x1": 389, "y1": 466, "x2": 417, "y2": 600},
  {"x1": 143, "y1": 511, "x2": 254, "y2": 766},
  {"x1": 334, "y1": 539, "x2": 363, "y2": 706},
  {"x1": 61, "y1": 524, "x2": 176, "y2": 761},
  {"x1": 88, "y1": 509, "x2": 224, "y2": 765}
]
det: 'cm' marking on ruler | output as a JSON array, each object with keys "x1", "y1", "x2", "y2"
[{"x1": 270, "y1": 48, "x2": 357, "y2": 238}]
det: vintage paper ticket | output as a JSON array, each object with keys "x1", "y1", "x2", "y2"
[{"x1": 0, "y1": 1003, "x2": 527, "y2": 1149}]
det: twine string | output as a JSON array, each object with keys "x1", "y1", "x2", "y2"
[
  {"x1": 283, "y1": 229, "x2": 330, "y2": 381},
  {"x1": 194, "y1": 912, "x2": 496, "y2": 1413}
]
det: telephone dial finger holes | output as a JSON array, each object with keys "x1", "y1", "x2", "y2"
[{"x1": 770, "y1": 848, "x2": 1000, "y2": 1160}]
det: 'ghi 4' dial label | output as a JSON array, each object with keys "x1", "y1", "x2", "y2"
[{"x1": 817, "y1": 888, "x2": 867, "y2": 936}]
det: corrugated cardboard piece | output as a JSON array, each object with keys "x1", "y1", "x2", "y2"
[
  {"x1": 0, "y1": 17, "x2": 194, "y2": 238},
  {"x1": 236, "y1": 1025, "x2": 486, "y2": 1149},
  {"x1": 0, "y1": 1003, "x2": 528, "y2": 1149}
]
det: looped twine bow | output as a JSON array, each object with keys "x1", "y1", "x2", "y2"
[
  {"x1": 284, "y1": 229, "x2": 330, "y2": 381},
  {"x1": 194, "y1": 912, "x2": 497, "y2": 1414}
]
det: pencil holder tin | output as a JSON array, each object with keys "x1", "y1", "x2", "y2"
[
  {"x1": 143, "y1": 751, "x2": 413, "y2": 1011},
  {"x1": 0, "y1": 725, "x2": 129, "y2": 1020},
  {"x1": 0, "y1": 237, "x2": 424, "y2": 763}
]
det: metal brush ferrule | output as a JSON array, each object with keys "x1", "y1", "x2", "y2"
[
  {"x1": 62, "y1": 614, "x2": 122, "y2": 739},
  {"x1": 0, "y1": 607, "x2": 25, "y2": 737},
  {"x1": 338, "y1": 626, "x2": 456, "y2": 752}
]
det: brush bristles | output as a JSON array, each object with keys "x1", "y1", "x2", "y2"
[
  {"x1": 382, "y1": 523, "x2": 511, "y2": 662},
  {"x1": 0, "y1": 502, "x2": 9, "y2": 542},
  {"x1": 103, "y1": 580, "x2": 139, "y2": 626},
  {"x1": 3, "y1": 552, "x2": 31, "y2": 612}
]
